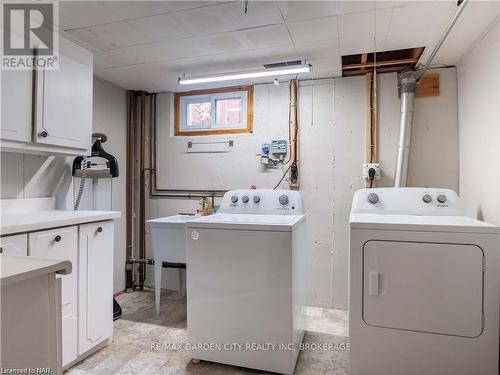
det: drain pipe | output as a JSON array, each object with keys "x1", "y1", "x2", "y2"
[{"x1": 394, "y1": 0, "x2": 469, "y2": 187}]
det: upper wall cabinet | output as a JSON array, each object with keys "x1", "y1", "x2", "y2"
[
  {"x1": 0, "y1": 36, "x2": 93, "y2": 156},
  {"x1": 0, "y1": 70, "x2": 33, "y2": 142}
]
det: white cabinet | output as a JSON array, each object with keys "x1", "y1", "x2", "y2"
[
  {"x1": 78, "y1": 221, "x2": 114, "y2": 354},
  {"x1": 0, "y1": 234, "x2": 28, "y2": 256},
  {"x1": 35, "y1": 50, "x2": 92, "y2": 150},
  {"x1": 0, "y1": 69, "x2": 32, "y2": 142},
  {"x1": 1, "y1": 35, "x2": 93, "y2": 155},
  {"x1": 29, "y1": 226, "x2": 78, "y2": 367}
]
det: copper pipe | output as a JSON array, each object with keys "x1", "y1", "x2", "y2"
[
  {"x1": 125, "y1": 91, "x2": 135, "y2": 289},
  {"x1": 139, "y1": 92, "x2": 146, "y2": 289}
]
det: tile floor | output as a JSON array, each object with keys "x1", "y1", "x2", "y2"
[{"x1": 67, "y1": 290, "x2": 349, "y2": 374}]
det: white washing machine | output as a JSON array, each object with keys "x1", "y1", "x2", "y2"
[
  {"x1": 349, "y1": 188, "x2": 500, "y2": 375},
  {"x1": 186, "y1": 189, "x2": 307, "y2": 375}
]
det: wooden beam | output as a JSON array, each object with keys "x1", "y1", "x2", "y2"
[{"x1": 343, "y1": 57, "x2": 419, "y2": 70}]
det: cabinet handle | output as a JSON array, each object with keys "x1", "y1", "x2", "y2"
[
  {"x1": 54, "y1": 235, "x2": 62, "y2": 242},
  {"x1": 39, "y1": 130, "x2": 48, "y2": 138},
  {"x1": 96, "y1": 226, "x2": 103, "y2": 233},
  {"x1": 0, "y1": 247, "x2": 3, "y2": 254}
]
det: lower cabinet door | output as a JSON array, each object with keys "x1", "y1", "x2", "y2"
[
  {"x1": 78, "y1": 221, "x2": 114, "y2": 354},
  {"x1": 29, "y1": 226, "x2": 78, "y2": 366}
]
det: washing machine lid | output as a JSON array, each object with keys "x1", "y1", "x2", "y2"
[
  {"x1": 186, "y1": 213, "x2": 306, "y2": 232},
  {"x1": 350, "y1": 213, "x2": 499, "y2": 234},
  {"x1": 147, "y1": 214, "x2": 195, "y2": 229}
]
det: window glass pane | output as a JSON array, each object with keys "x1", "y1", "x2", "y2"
[
  {"x1": 187, "y1": 102, "x2": 211, "y2": 127},
  {"x1": 216, "y1": 98, "x2": 242, "y2": 126}
]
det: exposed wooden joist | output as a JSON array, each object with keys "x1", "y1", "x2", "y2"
[{"x1": 343, "y1": 57, "x2": 419, "y2": 70}]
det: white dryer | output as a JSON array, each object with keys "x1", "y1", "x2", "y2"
[
  {"x1": 349, "y1": 188, "x2": 500, "y2": 375},
  {"x1": 186, "y1": 189, "x2": 307, "y2": 375}
]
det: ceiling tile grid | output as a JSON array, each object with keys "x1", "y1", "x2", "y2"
[{"x1": 58, "y1": 1, "x2": 498, "y2": 92}]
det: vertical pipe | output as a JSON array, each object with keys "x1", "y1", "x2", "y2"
[
  {"x1": 139, "y1": 92, "x2": 146, "y2": 289},
  {"x1": 394, "y1": 71, "x2": 416, "y2": 187},
  {"x1": 126, "y1": 91, "x2": 135, "y2": 289}
]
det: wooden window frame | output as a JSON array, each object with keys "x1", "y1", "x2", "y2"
[{"x1": 174, "y1": 85, "x2": 253, "y2": 136}]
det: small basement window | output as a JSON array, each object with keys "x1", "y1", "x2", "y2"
[{"x1": 174, "y1": 86, "x2": 253, "y2": 136}]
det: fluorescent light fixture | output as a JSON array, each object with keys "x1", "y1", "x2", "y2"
[{"x1": 178, "y1": 64, "x2": 312, "y2": 85}]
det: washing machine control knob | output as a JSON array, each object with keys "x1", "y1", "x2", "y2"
[
  {"x1": 231, "y1": 195, "x2": 238, "y2": 203},
  {"x1": 242, "y1": 195, "x2": 249, "y2": 203},
  {"x1": 253, "y1": 195, "x2": 260, "y2": 203},
  {"x1": 422, "y1": 194, "x2": 433, "y2": 203},
  {"x1": 367, "y1": 193, "x2": 379, "y2": 204},
  {"x1": 279, "y1": 194, "x2": 289, "y2": 205},
  {"x1": 437, "y1": 194, "x2": 447, "y2": 204}
]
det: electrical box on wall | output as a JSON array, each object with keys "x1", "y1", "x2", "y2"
[
  {"x1": 271, "y1": 140, "x2": 287, "y2": 154},
  {"x1": 362, "y1": 163, "x2": 381, "y2": 181},
  {"x1": 259, "y1": 139, "x2": 287, "y2": 167}
]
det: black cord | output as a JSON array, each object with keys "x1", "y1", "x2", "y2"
[
  {"x1": 274, "y1": 164, "x2": 292, "y2": 189},
  {"x1": 244, "y1": 0, "x2": 248, "y2": 14}
]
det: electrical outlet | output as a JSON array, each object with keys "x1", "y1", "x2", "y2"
[{"x1": 362, "y1": 163, "x2": 381, "y2": 180}]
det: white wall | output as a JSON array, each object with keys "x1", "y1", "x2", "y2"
[
  {"x1": 0, "y1": 153, "x2": 73, "y2": 206},
  {"x1": 146, "y1": 70, "x2": 458, "y2": 309},
  {"x1": 457, "y1": 19, "x2": 500, "y2": 225},
  {"x1": 92, "y1": 78, "x2": 128, "y2": 293},
  {"x1": 147, "y1": 81, "x2": 336, "y2": 307}
]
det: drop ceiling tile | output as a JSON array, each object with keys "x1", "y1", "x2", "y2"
[
  {"x1": 336, "y1": 1, "x2": 375, "y2": 15},
  {"x1": 175, "y1": 4, "x2": 238, "y2": 36},
  {"x1": 101, "y1": 1, "x2": 215, "y2": 20},
  {"x1": 383, "y1": 30, "x2": 429, "y2": 52},
  {"x1": 242, "y1": 24, "x2": 293, "y2": 49},
  {"x1": 287, "y1": 16, "x2": 339, "y2": 44},
  {"x1": 128, "y1": 12, "x2": 191, "y2": 42},
  {"x1": 339, "y1": 11, "x2": 375, "y2": 38},
  {"x1": 94, "y1": 49, "x2": 143, "y2": 68},
  {"x1": 122, "y1": 43, "x2": 174, "y2": 63},
  {"x1": 223, "y1": 1, "x2": 283, "y2": 29},
  {"x1": 89, "y1": 21, "x2": 153, "y2": 47},
  {"x1": 278, "y1": 1, "x2": 339, "y2": 23},
  {"x1": 339, "y1": 34, "x2": 386, "y2": 56},
  {"x1": 65, "y1": 29, "x2": 115, "y2": 53},
  {"x1": 389, "y1": 2, "x2": 451, "y2": 32},
  {"x1": 60, "y1": 1, "x2": 121, "y2": 30},
  {"x1": 375, "y1": 8, "x2": 393, "y2": 35},
  {"x1": 295, "y1": 39, "x2": 340, "y2": 60}
]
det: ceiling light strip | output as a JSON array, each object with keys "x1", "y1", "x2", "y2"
[{"x1": 178, "y1": 64, "x2": 312, "y2": 85}]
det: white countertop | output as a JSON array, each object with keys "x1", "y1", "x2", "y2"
[
  {"x1": 0, "y1": 254, "x2": 72, "y2": 286},
  {"x1": 1, "y1": 210, "x2": 121, "y2": 236}
]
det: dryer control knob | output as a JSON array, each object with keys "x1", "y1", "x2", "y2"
[
  {"x1": 253, "y1": 195, "x2": 260, "y2": 203},
  {"x1": 242, "y1": 195, "x2": 249, "y2": 203},
  {"x1": 231, "y1": 195, "x2": 238, "y2": 203},
  {"x1": 437, "y1": 194, "x2": 447, "y2": 203},
  {"x1": 279, "y1": 194, "x2": 289, "y2": 205},
  {"x1": 367, "y1": 193, "x2": 379, "y2": 204},
  {"x1": 422, "y1": 194, "x2": 433, "y2": 203}
]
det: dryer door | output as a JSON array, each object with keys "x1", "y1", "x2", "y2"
[{"x1": 363, "y1": 240, "x2": 483, "y2": 337}]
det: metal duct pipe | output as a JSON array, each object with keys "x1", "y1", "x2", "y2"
[
  {"x1": 416, "y1": 0, "x2": 469, "y2": 82},
  {"x1": 394, "y1": 70, "x2": 417, "y2": 187}
]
